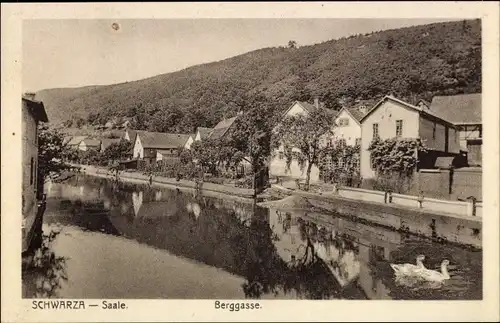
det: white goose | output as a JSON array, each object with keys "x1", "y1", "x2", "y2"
[
  {"x1": 390, "y1": 255, "x2": 426, "y2": 277},
  {"x1": 417, "y1": 259, "x2": 451, "y2": 283}
]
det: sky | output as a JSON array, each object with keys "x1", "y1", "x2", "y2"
[{"x1": 22, "y1": 18, "x2": 457, "y2": 92}]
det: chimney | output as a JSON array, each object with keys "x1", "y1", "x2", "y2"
[{"x1": 314, "y1": 98, "x2": 319, "y2": 109}]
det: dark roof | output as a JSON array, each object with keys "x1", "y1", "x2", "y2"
[
  {"x1": 345, "y1": 107, "x2": 365, "y2": 122},
  {"x1": 22, "y1": 96, "x2": 48, "y2": 122},
  {"x1": 429, "y1": 93, "x2": 481, "y2": 124},
  {"x1": 196, "y1": 127, "x2": 213, "y2": 140},
  {"x1": 81, "y1": 139, "x2": 101, "y2": 147},
  {"x1": 100, "y1": 138, "x2": 121, "y2": 151},
  {"x1": 417, "y1": 99, "x2": 431, "y2": 108},
  {"x1": 66, "y1": 136, "x2": 87, "y2": 146},
  {"x1": 297, "y1": 101, "x2": 317, "y2": 113},
  {"x1": 125, "y1": 129, "x2": 138, "y2": 142},
  {"x1": 136, "y1": 131, "x2": 191, "y2": 149},
  {"x1": 209, "y1": 116, "x2": 238, "y2": 140},
  {"x1": 283, "y1": 101, "x2": 336, "y2": 118}
]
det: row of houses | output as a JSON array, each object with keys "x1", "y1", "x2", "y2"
[
  {"x1": 63, "y1": 92, "x2": 481, "y2": 184},
  {"x1": 270, "y1": 93, "x2": 481, "y2": 183}
]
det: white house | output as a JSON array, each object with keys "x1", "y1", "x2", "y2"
[
  {"x1": 270, "y1": 99, "x2": 361, "y2": 183},
  {"x1": 359, "y1": 95, "x2": 460, "y2": 180},
  {"x1": 331, "y1": 106, "x2": 366, "y2": 146},
  {"x1": 184, "y1": 135, "x2": 194, "y2": 150}
]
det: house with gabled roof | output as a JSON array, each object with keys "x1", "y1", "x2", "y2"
[
  {"x1": 359, "y1": 95, "x2": 460, "y2": 180},
  {"x1": 132, "y1": 130, "x2": 192, "y2": 164},
  {"x1": 194, "y1": 127, "x2": 213, "y2": 142},
  {"x1": 429, "y1": 93, "x2": 482, "y2": 166},
  {"x1": 331, "y1": 106, "x2": 366, "y2": 146},
  {"x1": 123, "y1": 129, "x2": 137, "y2": 142},
  {"x1": 270, "y1": 99, "x2": 337, "y2": 183},
  {"x1": 78, "y1": 138, "x2": 101, "y2": 152},
  {"x1": 66, "y1": 136, "x2": 87, "y2": 149},
  {"x1": 100, "y1": 138, "x2": 122, "y2": 153}
]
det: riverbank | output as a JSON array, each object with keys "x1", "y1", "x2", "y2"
[
  {"x1": 73, "y1": 164, "x2": 481, "y2": 248},
  {"x1": 75, "y1": 164, "x2": 259, "y2": 204}
]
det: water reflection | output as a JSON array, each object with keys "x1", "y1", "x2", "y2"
[
  {"x1": 22, "y1": 227, "x2": 69, "y2": 298},
  {"x1": 24, "y1": 174, "x2": 481, "y2": 300}
]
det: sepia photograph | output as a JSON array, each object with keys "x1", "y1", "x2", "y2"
[{"x1": 2, "y1": 2, "x2": 499, "y2": 322}]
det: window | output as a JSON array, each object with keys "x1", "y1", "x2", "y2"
[
  {"x1": 278, "y1": 151, "x2": 284, "y2": 160},
  {"x1": 355, "y1": 138, "x2": 361, "y2": 146},
  {"x1": 432, "y1": 122, "x2": 436, "y2": 140},
  {"x1": 30, "y1": 157, "x2": 34, "y2": 185},
  {"x1": 338, "y1": 118, "x2": 349, "y2": 127},
  {"x1": 396, "y1": 120, "x2": 403, "y2": 137},
  {"x1": 372, "y1": 123, "x2": 379, "y2": 139}
]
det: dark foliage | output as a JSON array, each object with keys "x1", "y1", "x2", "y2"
[{"x1": 36, "y1": 20, "x2": 481, "y2": 133}]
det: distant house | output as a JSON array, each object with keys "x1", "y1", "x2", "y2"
[
  {"x1": 270, "y1": 99, "x2": 335, "y2": 183},
  {"x1": 359, "y1": 95, "x2": 460, "y2": 180},
  {"x1": 132, "y1": 131, "x2": 192, "y2": 164},
  {"x1": 66, "y1": 136, "x2": 87, "y2": 149},
  {"x1": 429, "y1": 93, "x2": 482, "y2": 166},
  {"x1": 78, "y1": 138, "x2": 101, "y2": 152},
  {"x1": 100, "y1": 138, "x2": 121, "y2": 153},
  {"x1": 194, "y1": 127, "x2": 213, "y2": 142},
  {"x1": 22, "y1": 94, "x2": 48, "y2": 253},
  {"x1": 184, "y1": 135, "x2": 195, "y2": 150},
  {"x1": 123, "y1": 129, "x2": 137, "y2": 142}
]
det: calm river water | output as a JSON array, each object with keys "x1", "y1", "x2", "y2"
[{"x1": 22, "y1": 174, "x2": 482, "y2": 300}]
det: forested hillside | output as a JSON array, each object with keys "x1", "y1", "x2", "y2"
[{"x1": 35, "y1": 19, "x2": 481, "y2": 133}]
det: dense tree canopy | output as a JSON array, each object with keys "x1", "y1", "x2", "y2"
[
  {"x1": 272, "y1": 108, "x2": 337, "y2": 190},
  {"x1": 34, "y1": 19, "x2": 481, "y2": 134}
]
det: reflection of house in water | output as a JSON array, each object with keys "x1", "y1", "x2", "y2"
[
  {"x1": 131, "y1": 190, "x2": 181, "y2": 218},
  {"x1": 266, "y1": 208, "x2": 401, "y2": 299},
  {"x1": 186, "y1": 202, "x2": 201, "y2": 219},
  {"x1": 132, "y1": 191, "x2": 143, "y2": 216}
]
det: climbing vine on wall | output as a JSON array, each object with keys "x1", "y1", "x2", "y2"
[
  {"x1": 368, "y1": 138, "x2": 428, "y2": 176},
  {"x1": 317, "y1": 141, "x2": 361, "y2": 186}
]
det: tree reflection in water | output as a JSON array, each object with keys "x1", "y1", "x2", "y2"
[
  {"x1": 22, "y1": 227, "x2": 68, "y2": 298},
  {"x1": 242, "y1": 210, "x2": 362, "y2": 300}
]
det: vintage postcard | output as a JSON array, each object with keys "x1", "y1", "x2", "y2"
[{"x1": 1, "y1": 2, "x2": 499, "y2": 322}]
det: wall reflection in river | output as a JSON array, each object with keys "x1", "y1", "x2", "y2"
[{"x1": 22, "y1": 174, "x2": 482, "y2": 300}]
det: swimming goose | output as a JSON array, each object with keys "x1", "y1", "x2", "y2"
[
  {"x1": 417, "y1": 259, "x2": 451, "y2": 282},
  {"x1": 390, "y1": 255, "x2": 426, "y2": 276}
]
